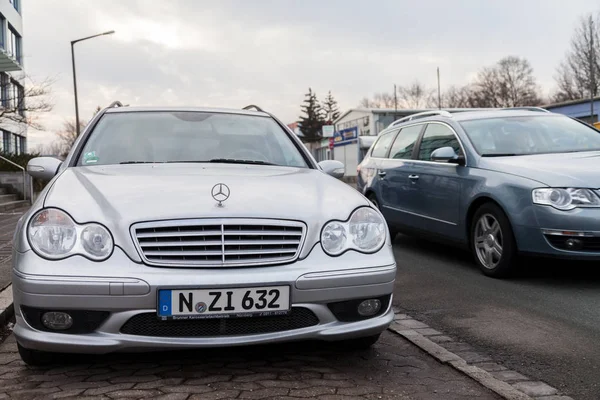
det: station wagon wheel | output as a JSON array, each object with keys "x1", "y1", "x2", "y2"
[
  {"x1": 470, "y1": 203, "x2": 517, "y2": 278},
  {"x1": 474, "y1": 214, "x2": 503, "y2": 269}
]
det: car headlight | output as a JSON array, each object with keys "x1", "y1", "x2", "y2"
[
  {"x1": 321, "y1": 207, "x2": 386, "y2": 256},
  {"x1": 28, "y1": 209, "x2": 114, "y2": 261},
  {"x1": 532, "y1": 188, "x2": 600, "y2": 211}
]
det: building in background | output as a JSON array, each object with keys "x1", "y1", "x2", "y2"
[
  {"x1": 310, "y1": 108, "x2": 426, "y2": 179},
  {"x1": 545, "y1": 97, "x2": 600, "y2": 125},
  {"x1": 0, "y1": 0, "x2": 25, "y2": 155}
]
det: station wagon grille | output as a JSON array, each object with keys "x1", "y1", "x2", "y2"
[{"x1": 132, "y1": 219, "x2": 306, "y2": 267}]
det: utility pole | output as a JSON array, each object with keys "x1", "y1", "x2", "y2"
[
  {"x1": 591, "y1": 18, "x2": 596, "y2": 123},
  {"x1": 437, "y1": 67, "x2": 442, "y2": 110},
  {"x1": 394, "y1": 84, "x2": 398, "y2": 119}
]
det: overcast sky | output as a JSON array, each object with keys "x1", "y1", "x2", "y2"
[{"x1": 24, "y1": 0, "x2": 600, "y2": 149}]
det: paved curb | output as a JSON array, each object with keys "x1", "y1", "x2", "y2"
[
  {"x1": 0, "y1": 283, "x2": 13, "y2": 325},
  {"x1": 388, "y1": 310, "x2": 573, "y2": 400}
]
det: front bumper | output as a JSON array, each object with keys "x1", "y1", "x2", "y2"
[
  {"x1": 514, "y1": 205, "x2": 600, "y2": 259},
  {"x1": 12, "y1": 245, "x2": 396, "y2": 354}
]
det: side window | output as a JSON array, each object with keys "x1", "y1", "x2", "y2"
[
  {"x1": 418, "y1": 124, "x2": 462, "y2": 161},
  {"x1": 370, "y1": 130, "x2": 397, "y2": 158},
  {"x1": 389, "y1": 125, "x2": 422, "y2": 159}
]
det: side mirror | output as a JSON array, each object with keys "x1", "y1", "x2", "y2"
[
  {"x1": 318, "y1": 160, "x2": 345, "y2": 179},
  {"x1": 430, "y1": 147, "x2": 465, "y2": 166},
  {"x1": 27, "y1": 157, "x2": 62, "y2": 182}
]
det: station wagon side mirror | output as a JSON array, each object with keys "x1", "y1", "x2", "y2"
[
  {"x1": 430, "y1": 147, "x2": 465, "y2": 166},
  {"x1": 318, "y1": 160, "x2": 345, "y2": 179},
  {"x1": 27, "y1": 157, "x2": 62, "y2": 182}
]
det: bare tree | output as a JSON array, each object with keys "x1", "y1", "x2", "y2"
[
  {"x1": 442, "y1": 85, "x2": 474, "y2": 108},
  {"x1": 397, "y1": 81, "x2": 435, "y2": 108},
  {"x1": 553, "y1": 12, "x2": 600, "y2": 102},
  {"x1": 470, "y1": 56, "x2": 541, "y2": 107},
  {"x1": 53, "y1": 106, "x2": 102, "y2": 158},
  {"x1": 0, "y1": 76, "x2": 53, "y2": 130},
  {"x1": 359, "y1": 92, "x2": 395, "y2": 108}
]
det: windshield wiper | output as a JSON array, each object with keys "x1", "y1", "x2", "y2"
[{"x1": 208, "y1": 158, "x2": 277, "y2": 166}]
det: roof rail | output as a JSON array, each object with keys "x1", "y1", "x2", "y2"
[
  {"x1": 108, "y1": 101, "x2": 123, "y2": 108},
  {"x1": 243, "y1": 105, "x2": 264, "y2": 112},
  {"x1": 389, "y1": 110, "x2": 453, "y2": 128},
  {"x1": 503, "y1": 107, "x2": 550, "y2": 113}
]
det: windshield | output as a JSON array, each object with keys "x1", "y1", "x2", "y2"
[
  {"x1": 460, "y1": 115, "x2": 600, "y2": 156},
  {"x1": 76, "y1": 112, "x2": 308, "y2": 168}
]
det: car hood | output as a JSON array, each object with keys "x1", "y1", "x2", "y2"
[
  {"x1": 478, "y1": 151, "x2": 600, "y2": 187},
  {"x1": 43, "y1": 164, "x2": 369, "y2": 261}
]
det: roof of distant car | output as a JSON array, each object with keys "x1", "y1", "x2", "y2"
[{"x1": 104, "y1": 106, "x2": 270, "y2": 117}]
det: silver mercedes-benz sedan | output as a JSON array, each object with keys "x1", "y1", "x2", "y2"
[{"x1": 13, "y1": 103, "x2": 396, "y2": 365}]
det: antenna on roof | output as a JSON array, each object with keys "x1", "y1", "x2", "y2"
[{"x1": 243, "y1": 105, "x2": 264, "y2": 112}]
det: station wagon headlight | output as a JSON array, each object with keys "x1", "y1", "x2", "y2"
[
  {"x1": 532, "y1": 188, "x2": 600, "y2": 211},
  {"x1": 321, "y1": 207, "x2": 386, "y2": 255},
  {"x1": 28, "y1": 209, "x2": 113, "y2": 261}
]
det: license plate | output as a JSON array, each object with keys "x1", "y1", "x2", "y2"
[{"x1": 157, "y1": 286, "x2": 291, "y2": 320}]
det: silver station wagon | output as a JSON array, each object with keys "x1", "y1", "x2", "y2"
[{"x1": 14, "y1": 103, "x2": 396, "y2": 365}]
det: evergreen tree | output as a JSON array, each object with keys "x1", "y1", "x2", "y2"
[
  {"x1": 298, "y1": 88, "x2": 324, "y2": 142},
  {"x1": 322, "y1": 91, "x2": 340, "y2": 124}
]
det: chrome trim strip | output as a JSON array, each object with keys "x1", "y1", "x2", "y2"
[
  {"x1": 130, "y1": 218, "x2": 307, "y2": 268},
  {"x1": 382, "y1": 205, "x2": 457, "y2": 226}
]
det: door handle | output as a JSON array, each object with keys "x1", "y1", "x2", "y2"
[
  {"x1": 408, "y1": 174, "x2": 420, "y2": 181},
  {"x1": 378, "y1": 170, "x2": 387, "y2": 178}
]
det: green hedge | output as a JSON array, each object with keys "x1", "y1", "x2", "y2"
[
  {"x1": 0, "y1": 152, "x2": 46, "y2": 193},
  {"x1": 0, "y1": 152, "x2": 40, "y2": 172}
]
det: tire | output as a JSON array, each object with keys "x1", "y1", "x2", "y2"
[
  {"x1": 18, "y1": 343, "x2": 57, "y2": 366},
  {"x1": 470, "y1": 202, "x2": 517, "y2": 278},
  {"x1": 339, "y1": 333, "x2": 381, "y2": 350},
  {"x1": 367, "y1": 194, "x2": 398, "y2": 240}
]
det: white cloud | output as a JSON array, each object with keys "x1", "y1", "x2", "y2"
[{"x1": 23, "y1": 0, "x2": 600, "y2": 149}]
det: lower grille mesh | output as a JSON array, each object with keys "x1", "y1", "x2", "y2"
[{"x1": 120, "y1": 308, "x2": 319, "y2": 337}]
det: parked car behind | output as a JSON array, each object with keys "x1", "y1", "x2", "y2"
[
  {"x1": 13, "y1": 103, "x2": 396, "y2": 365},
  {"x1": 358, "y1": 108, "x2": 600, "y2": 277}
]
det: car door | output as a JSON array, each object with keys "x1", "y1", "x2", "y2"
[
  {"x1": 409, "y1": 122, "x2": 464, "y2": 238},
  {"x1": 378, "y1": 124, "x2": 425, "y2": 229},
  {"x1": 365, "y1": 129, "x2": 398, "y2": 211}
]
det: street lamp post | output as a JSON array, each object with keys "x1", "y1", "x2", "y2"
[{"x1": 71, "y1": 30, "x2": 115, "y2": 135}]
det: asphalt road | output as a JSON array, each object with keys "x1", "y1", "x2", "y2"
[{"x1": 392, "y1": 233, "x2": 600, "y2": 400}]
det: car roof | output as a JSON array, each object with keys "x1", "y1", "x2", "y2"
[
  {"x1": 382, "y1": 110, "x2": 560, "y2": 132},
  {"x1": 450, "y1": 109, "x2": 558, "y2": 121},
  {"x1": 104, "y1": 106, "x2": 270, "y2": 118}
]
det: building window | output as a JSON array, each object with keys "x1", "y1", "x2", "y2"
[
  {"x1": 2, "y1": 131, "x2": 11, "y2": 154},
  {"x1": 0, "y1": 14, "x2": 5, "y2": 50},
  {"x1": 6, "y1": 25, "x2": 21, "y2": 64},
  {"x1": 9, "y1": 0, "x2": 20, "y2": 14},
  {"x1": 0, "y1": 73, "x2": 7, "y2": 108},
  {"x1": 16, "y1": 82, "x2": 24, "y2": 116},
  {"x1": 20, "y1": 135, "x2": 25, "y2": 154}
]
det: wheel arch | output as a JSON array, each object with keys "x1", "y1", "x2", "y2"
[{"x1": 465, "y1": 196, "x2": 513, "y2": 246}]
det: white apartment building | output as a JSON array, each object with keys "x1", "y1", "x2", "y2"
[{"x1": 0, "y1": 0, "x2": 25, "y2": 155}]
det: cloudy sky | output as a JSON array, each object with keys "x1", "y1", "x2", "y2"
[{"x1": 24, "y1": 0, "x2": 599, "y2": 149}]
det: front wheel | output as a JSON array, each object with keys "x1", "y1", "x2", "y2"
[
  {"x1": 470, "y1": 203, "x2": 517, "y2": 278},
  {"x1": 338, "y1": 333, "x2": 381, "y2": 350},
  {"x1": 18, "y1": 343, "x2": 57, "y2": 366}
]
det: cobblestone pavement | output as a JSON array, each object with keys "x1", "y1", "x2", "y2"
[{"x1": 0, "y1": 331, "x2": 499, "y2": 400}]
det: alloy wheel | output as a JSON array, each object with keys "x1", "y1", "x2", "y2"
[{"x1": 474, "y1": 213, "x2": 503, "y2": 269}]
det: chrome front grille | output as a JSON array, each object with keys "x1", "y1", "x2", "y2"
[{"x1": 131, "y1": 219, "x2": 306, "y2": 267}]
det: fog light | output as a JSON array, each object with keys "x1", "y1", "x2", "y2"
[
  {"x1": 565, "y1": 238, "x2": 583, "y2": 251},
  {"x1": 41, "y1": 312, "x2": 73, "y2": 330},
  {"x1": 357, "y1": 299, "x2": 381, "y2": 316}
]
